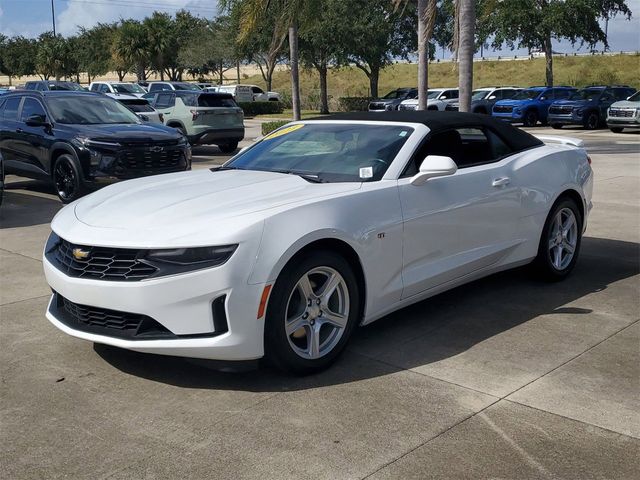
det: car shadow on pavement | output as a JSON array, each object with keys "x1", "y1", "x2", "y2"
[
  {"x1": 94, "y1": 236, "x2": 639, "y2": 392},
  {"x1": 0, "y1": 187, "x2": 62, "y2": 229}
]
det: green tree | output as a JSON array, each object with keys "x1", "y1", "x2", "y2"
[
  {"x1": 36, "y1": 32, "x2": 70, "y2": 80},
  {"x1": 77, "y1": 24, "x2": 114, "y2": 83},
  {"x1": 0, "y1": 36, "x2": 37, "y2": 85},
  {"x1": 144, "y1": 12, "x2": 175, "y2": 81},
  {"x1": 113, "y1": 19, "x2": 151, "y2": 82},
  {"x1": 484, "y1": 0, "x2": 632, "y2": 86}
]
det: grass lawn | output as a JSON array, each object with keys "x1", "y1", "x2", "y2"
[{"x1": 243, "y1": 54, "x2": 640, "y2": 105}]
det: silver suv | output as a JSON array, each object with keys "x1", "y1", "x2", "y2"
[
  {"x1": 606, "y1": 90, "x2": 640, "y2": 133},
  {"x1": 151, "y1": 91, "x2": 244, "y2": 152}
]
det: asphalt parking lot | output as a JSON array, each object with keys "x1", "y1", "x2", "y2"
[{"x1": 1, "y1": 123, "x2": 638, "y2": 479}]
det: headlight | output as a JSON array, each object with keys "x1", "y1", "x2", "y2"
[
  {"x1": 385, "y1": 104, "x2": 394, "y2": 111},
  {"x1": 146, "y1": 245, "x2": 237, "y2": 271},
  {"x1": 72, "y1": 138, "x2": 120, "y2": 166}
]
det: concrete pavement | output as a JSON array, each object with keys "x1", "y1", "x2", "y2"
[{"x1": 0, "y1": 126, "x2": 638, "y2": 479}]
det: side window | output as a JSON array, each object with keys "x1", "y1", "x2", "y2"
[
  {"x1": 90, "y1": 84, "x2": 99, "y2": 92},
  {"x1": 600, "y1": 89, "x2": 614, "y2": 102},
  {"x1": 24, "y1": 82, "x2": 36, "y2": 90},
  {"x1": 252, "y1": 86, "x2": 263, "y2": 94},
  {"x1": 446, "y1": 90, "x2": 459, "y2": 99},
  {"x1": 149, "y1": 83, "x2": 163, "y2": 92},
  {"x1": 99, "y1": 84, "x2": 110, "y2": 93},
  {"x1": 613, "y1": 89, "x2": 630, "y2": 100},
  {"x1": 4, "y1": 97, "x2": 22, "y2": 121},
  {"x1": 36, "y1": 83, "x2": 46, "y2": 91},
  {"x1": 20, "y1": 98, "x2": 47, "y2": 122},
  {"x1": 485, "y1": 129, "x2": 512, "y2": 159},
  {"x1": 155, "y1": 93, "x2": 175, "y2": 108}
]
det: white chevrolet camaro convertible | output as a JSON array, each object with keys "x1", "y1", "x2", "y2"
[{"x1": 43, "y1": 111, "x2": 593, "y2": 373}]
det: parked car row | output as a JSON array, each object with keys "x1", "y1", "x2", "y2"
[{"x1": 370, "y1": 84, "x2": 638, "y2": 131}]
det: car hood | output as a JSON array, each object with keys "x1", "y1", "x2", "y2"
[
  {"x1": 371, "y1": 98, "x2": 402, "y2": 104},
  {"x1": 551, "y1": 99, "x2": 593, "y2": 108},
  {"x1": 71, "y1": 169, "x2": 361, "y2": 233},
  {"x1": 610, "y1": 100, "x2": 639, "y2": 109},
  {"x1": 494, "y1": 99, "x2": 534, "y2": 107},
  {"x1": 66, "y1": 122, "x2": 182, "y2": 143}
]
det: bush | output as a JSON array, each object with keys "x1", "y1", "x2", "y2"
[
  {"x1": 238, "y1": 101, "x2": 284, "y2": 116},
  {"x1": 337, "y1": 97, "x2": 373, "y2": 112},
  {"x1": 262, "y1": 120, "x2": 290, "y2": 136}
]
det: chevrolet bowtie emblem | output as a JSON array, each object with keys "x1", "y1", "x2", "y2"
[{"x1": 72, "y1": 248, "x2": 90, "y2": 260}]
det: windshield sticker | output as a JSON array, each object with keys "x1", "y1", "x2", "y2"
[
  {"x1": 359, "y1": 167, "x2": 374, "y2": 179},
  {"x1": 399, "y1": 131, "x2": 408, "y2": 137},
  {"x1": 263, "y1": 124, "x2": 304, "y2": 140}
]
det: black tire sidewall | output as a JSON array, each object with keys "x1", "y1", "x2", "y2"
[
  {"x1": 53, "y1": 154, "x2": 84, "y2": 204},
  {"x1": 219, "y1": 142, "x2": 238, "y2": 153},
  {"x1": 584, "y1": 112, "x2": 599, "y2": 130},
  {"x1": 535, "y1": 198, "x2": 583, "y2": 281},
  {"x1": 524, "y1": 110, "x2": 538, "y2": 127},
  {"x1": 264, "y1": 250, "x2": 360, "y2": 374}
]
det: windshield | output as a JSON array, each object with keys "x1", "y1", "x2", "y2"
[
  {"x1": 569, "y1": 89, "x2": 602, "y2": 101},
  {"x1": 472, "y1": 89, "x2": 491, "y2": 100},
  {"x1": 48, "y1": 96, "x2": 141, "y2": 124},
  {"x1": 119, "y1": 99, "x2": 154, "y2": 113},
  {"x1": 173, "y1": 83, "x2": 201, "y2": 91},
  {"x1": 626, "y1": 91, "x2": 639, "y2": 102},
  {"x1": 512, "y1": 89, "x2": 542, "y2": 100},
  {"x1": 427, "y1": 90, "x2": 443, "y2": 99},
  {"x1": 226, "y1": 123, "x2": 414, "y2": 183},
  {"x1": 49, "y1": 82, "x2": 84, "y2": 91},
  {"x1": 383, "y1": 89, "x2": 410, "y2": 99},
  {"x1": 113, "y1": 83, "x2": 146, "y2": 94}
]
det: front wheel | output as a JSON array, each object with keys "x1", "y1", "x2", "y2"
[
  {"x1": 533, "y1": 197, "x2": 583, "y2": 281},
  {"x1": 52, "y1": 154, "x2": 85, "y2": 203},
  {"x1": 264, "y1": 250, "x2": 360, "y2": 374},
  {"x1": 523, "y1": 110, "x2": 538, "y2": 127},
  {"x1": 609, "y1": 127, "x2": 624, "y2": 133},
  {"x1": 584, "y1": 112, "x2": 600, "y2": 130},
  {"x1": 219, "y1": 141, "x2": 238, "y2": 153}
]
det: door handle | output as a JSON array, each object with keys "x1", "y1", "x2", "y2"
[{"x1": 492, "y1": 177, "x2": 510, "y2": 187}]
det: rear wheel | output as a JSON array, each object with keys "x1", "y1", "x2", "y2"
[
  {"x1": 533, "y1": 197, "x2": 582, "y2": 281},
  {"x1": 264, "y1": 250, "x2": 360, "y2": 374},
  {"x1": 219, "y1": 141, "x2": 238, "y2": 153},
  {"x1": 523, "y1": 110, "x2": 538, "y2": 127},
  {"x1": 52, "y1": 154, "x2": 85, "y2": 203},
  {"x1": 584, "y1": 111, "x2": 599, "y2": 130},
  {"x1": 609, "y1": 127, "x2": 624, "y2": 133}
]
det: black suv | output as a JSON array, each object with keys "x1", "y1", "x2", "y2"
[
  {"x1": 0, "y1": 91, "x2": 191, "y2": 203},
  {"x1": 24, "y1": 81, "x2": 85, "y2": 91}
]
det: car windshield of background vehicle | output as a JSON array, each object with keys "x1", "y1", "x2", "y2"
[
  {"x1": 427, "y1": 90, "x2": 443, "y2": 99},
  {"x1": 512, "y1": 90, "x2": 540, "y2": 100},
  {"x1": 627, "y1": 91, "x2": 640, "y2": 101},
  {"x1": 119, "y1": 99, "x2": 155, "y2": 113},
  {"x1": 113, "y1": 83, "x2": 146, "y2": 94},
  {"x1": 472, "y1": 90, "x2": 491, "y2": 100},
  {"x1": 49, "y1": 82, "x2": 84, "y2": 91},
  {"x1": 570, "y1": 89, "x2": 602, "y2": 101},
  {"x1": 48, "y1": 96, "x2": 141, "y2": 124},
  {"x1": 383, "y1": 90, "x2": 407, "y2": 99},
  {"x1": 174, "y1": 83, "x2": 202, "y2": 91},
  {"x1": 226, "y1": 123, "x2": 414, "y2": 183}
]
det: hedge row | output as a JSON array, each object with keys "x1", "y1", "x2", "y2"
[
  {"x1": 261, "y1": 120, "x2": 290, "y2": 136},
  {"x1": 238, "y1": 101, "x2": 284, "y2": 116},
  {"x1": 337, "y1": 97, "x2": 373, "y2": 112}
]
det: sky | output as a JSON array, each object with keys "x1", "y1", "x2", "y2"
[{"x1": 0, "y1": 0, "x2": 639, "y2": 56}]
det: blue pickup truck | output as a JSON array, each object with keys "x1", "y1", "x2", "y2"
[
  {"x1": 492, "y1": 86, "x2": 576, "y2": 126},
  {"x1": 548, "y1": 85, "x2": 636, "y2": 130}
]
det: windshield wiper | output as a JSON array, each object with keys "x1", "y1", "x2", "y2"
[{"x1": 268, "y1": 168, "x2": 327, "y2": 183}]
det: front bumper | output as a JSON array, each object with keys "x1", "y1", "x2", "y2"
[
  {"x1": 492, "y1": 111, "x2": 523, "y2": 122},
  {"x1": 606, "y1": 118, "x2": 640, "y2": 128},
  {"x1": 43, "y1": 254, "x2": 268, "y2": 361},
  {"x1": 547, "y1": 112, "x2": 583, "y2": 125}
]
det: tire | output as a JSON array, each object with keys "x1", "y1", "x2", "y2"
[
  {"x1": 219, "y1": 141, "x2": 238, "y2": 154},
  {"x1": 523, "y1": 110, "x2": 538, "y2": 127},
  {"x1": 584, "y1": 111, "x2": 599, "y2": 130},
  {"x1": 532, "y1": 197, "x2": 583, "y2": 281},
  {"x1": 551, "y1": 123, "x2": 562, "y2": 129},
  {"x1": 264, "y1": 250, "x2": 361, "y2": 374},
  {"x1": 609, "y1": 127, "x2": 624, "y2": 133},
  {"x1": 52, "y1": 154, "x2": 86, "y2": 204}
]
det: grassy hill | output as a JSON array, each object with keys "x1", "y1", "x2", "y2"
[{"x1": 242, "y1": 54, "x2": 640, "y2": 109}]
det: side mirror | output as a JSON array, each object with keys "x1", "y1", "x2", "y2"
[
  {"x1": 488, "y1": 95, "x2": 497, "y2": 100},
  {"x1": 25, "y1": 114, "x2": 50, "y2": 127},
  {"x1": 539, "y1": 96, "x2": 547, "y2": 101},
  {"x1": 410, "y1": 155, "x2": 457, "y2": 186}
]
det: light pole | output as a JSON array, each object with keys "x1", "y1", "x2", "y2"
[{"x1": 51, "y1": 0, "x2": 56, "y2": 35}]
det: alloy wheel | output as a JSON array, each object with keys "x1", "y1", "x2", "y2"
[
  {"x1": 284, "y1": 266, "x2": 350, "y2": 360},
  {"x1": 54, "y1": 159, "x2": 77, "y2": 200},
  {"x1": 548, "y1": 207, "x2": 578, "y2": 271}
]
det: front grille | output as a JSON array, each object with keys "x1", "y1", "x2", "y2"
[
  {"x1": 493, "y1": 105, "x2": 513, "y2": 114},
  {"x1": 609, "y1": 108, "x2": 636, "y2": 118},
  {"x1": 445, "y1": 104, "x2": 459, "y2": 111},
  {"x1": 549, "y1": 105, "x2": 573, "y2": 115},
  {"x1": 51, "y1": 238, "x2": 158, "y2": 281},
  {"x1": 368, "y1": 102, "x2": 386, "y2": 111},
  {"x1": 116, "y1": 146, "x2": 184, "y2": 174},
  {"x1": 50, "y1": 292, "x2": 223, "y2": 340}
]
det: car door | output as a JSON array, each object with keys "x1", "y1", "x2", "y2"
[
  {"x1": 398, "y1": 127, "x2": 521, "y2": 298},
  {"x1": 0, "y1": 96, "x2": 24, "y2": 167},
  {"x1": 153, "y1": 92, "x2": 176, "y2": 123},
  {"x1": 598, "y1": 89, "x2": 617, "y2": 118},
  {"x1": 14, "y1": 97, "x2": 52, "y2": 176}
]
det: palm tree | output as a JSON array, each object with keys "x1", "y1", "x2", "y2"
[
  {"x1": 394, "y1": 0, "x2": 437, "y2": 111},
  {"x1": 454, "y1": 0, "x2": 475, "y2": 112},
  {"x1": 221, "y1": 0, "x2": 316, "y2": 121}
]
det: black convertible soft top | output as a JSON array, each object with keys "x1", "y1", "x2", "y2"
[{"x1": 311, "y1": 111, "x2": 543, "y2": 152}]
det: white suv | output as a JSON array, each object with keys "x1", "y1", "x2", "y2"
[
  {"x1": 89, "y1": 81, "x2": 147, "y2": 97},
  {"x1": 398, "y1": 88, "x2": 459, "y2": 111}
]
